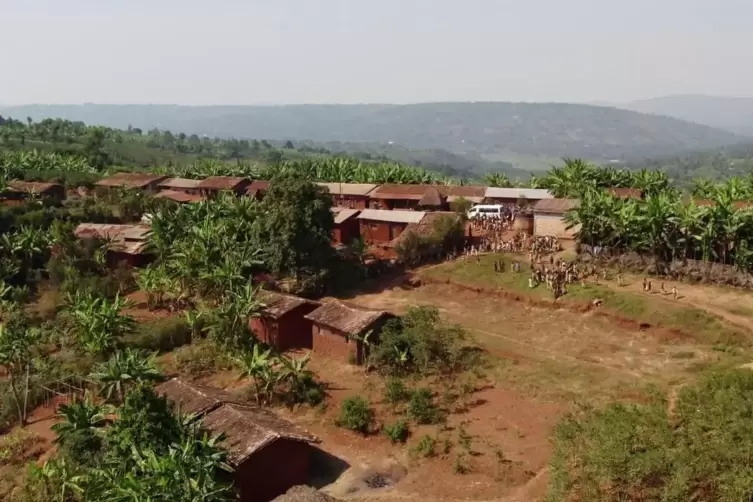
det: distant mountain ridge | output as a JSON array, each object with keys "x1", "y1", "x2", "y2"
[
  {"x1": 0, "y1": 102, "x2": 742, "y2": 163},
  {"x1": 617, "y1": 95, "x2": 753, "y2": 136}
]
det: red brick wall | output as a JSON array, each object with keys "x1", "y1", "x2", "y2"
[
  {"x1": 332, "y1": 195, "x2": 368, "y2": 209},
  {"x1": 359, "y1": 220, "x2": 406, "y2": 245},
  {"x1": 333, "y1": 219, "x2": 361, "y2": 245},
  {"x1": 234, "y1": 440, "x2": 311, "y2": 502},
  {"x1": 250, "y1": 305, "x2": 317, "y2": 351},
  {"x1": 312, "y1": 323, "x2": 359, "y2": 363}
]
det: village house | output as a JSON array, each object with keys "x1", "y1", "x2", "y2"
[
  {"x1": 439, "y1": 185, "x2": 487, "y2": 207},
  {"x1": 156, "y1": 378, "x2": 319, "y2": 502},
  {"x1": 317, "y1": 183, "x2": 377, "y2": 209},
  {"x1": 368, "y1": 184, "x2": 446, "y2": 211},
  {"x1": 157, "y1": 177, "x2": 203, "y2": 194},
  {"x1": 532, "y1": 198, "x2": 580, "y2": 239},
  {"x1": 2, "y1": 180, "x2": 66, "y2": 205},
  {"x1": 73, "y1": 223, "x2": 153, "y2": 267},
  {"x1": 153, "y1": 190, "x2": 207, "y2": 204},
  {"x1": 94, "y1": 172, "x2": 169, "y2": 193},
  {"x1": 331, "y1": 207, "x2": 361, "y2": 245},
  {"x1": 246, "y1": 180, "x2": 271, "y2": 201},
  {"x1": 483, "y1": 187, "x2": 553, "y2": 206},
  {"x1": 305, "y1": 301, "x2": 391, "y2": 364},
  {"x1": 251, "y1": 292, "x2": 320, "y2": 351},
  {"x1": 197, "y1": 176, "x2": 252, "y2": 197},
  {"x1": 356, "y1": 209, "x2": 426, "y2": 245}
]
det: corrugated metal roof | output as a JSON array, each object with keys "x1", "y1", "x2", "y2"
[
  {"x1": 357, "y1": 209, "x2": 425, "y2": 224},
  {"x1": 371, "y1": 184, "x2": 431, "y2": 200},
  {"x1": 154, "y1": 190, "x2": 207, "y2": 203},
  {"x1": 447, "y1": 195, "x2": 484, "y2": 204},
  {"x1": 484, "y1": 188, "x2": 554, "y2": 200},
  {"x1": 158, "y1": 178, "x2": 202, "y2": 190},
  {"x1": 532, "y1": 198, "x2": 579, "y2": 214},
  {"x1": 305, "y1": 300, "x2": 388, "y2": 336},
  {"x1": 201, "y1": 403, "x2": 318, "y2": 466},
  {"x1": 197, "y1": 176, "x2": 249, "y2": 190},
  {"x1": 260, "y1": 291, "x2": 319, "y2": 319},
  {"x1": 317, "y1": 183, "x2": 377, "y2": 197},
  {"x1": 7, "y1": 180, "x2": 62, "y2": 195},
  {"x1": 95, "y1": 172, "x2": 168, "y2": 188},
  {"x1": 331, "y1": 207, "x2": 360, "y2": 224},
  {"x1": 438, "y1": 185, "x2": 487, "y2": 198},
  {"x1": 155, "y1": 378, "x2": 242, "y2": 416},
  {"x1": 74, "y1": 223, "x2": 152, "y2": 255}
]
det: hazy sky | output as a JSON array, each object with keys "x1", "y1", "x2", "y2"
[{"x1": 2, "y1": 0, "x2": 752, "y2": 105}]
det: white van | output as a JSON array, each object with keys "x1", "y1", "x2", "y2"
[{"x1": 467, "y1": 205, "x2": 505, "y2": 220}]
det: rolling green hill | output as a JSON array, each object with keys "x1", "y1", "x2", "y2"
[{"x1": 1, "y1": 102, "x2": 742, "y2": 166}]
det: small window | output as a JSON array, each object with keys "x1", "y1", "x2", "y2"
[{"x1": 370, "y1": 224, "x2": 378, "y2": 231}]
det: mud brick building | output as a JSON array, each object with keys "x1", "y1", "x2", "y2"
[
  {"x1": 317, "y1": 183, "x2": 377, "y2": 209},
  {"x1": 356, "y1": 209, "x2": 425, "y2": 245},
  {"x1": 94, "y1": 172, "x2": 169, "y2": 193},
  {"x1": 532, "y1": 198, "x2": 580, "y2": 239},
  {"x1": 251, "y1": 292, "x2": 320, "y2": 351}
]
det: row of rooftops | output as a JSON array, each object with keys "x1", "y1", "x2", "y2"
[{"x1": 92, "y1": 172, "x2": 555, "y2": 201}]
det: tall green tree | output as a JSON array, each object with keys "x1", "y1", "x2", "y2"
[{"x1": 254, "y1": 175, "x2": 335, "y2": 287}]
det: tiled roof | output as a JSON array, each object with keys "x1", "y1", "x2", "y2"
[
  {"x1": 158, "y1": 178, "x2": 202, "y2": 190},
  {"x1": 305, "y1": 300, "x2": 388, "y2": 336},
  {"x1": 533, "y1": 198, "x2": 579, "y2": 214},
  {"x1": 154, "y1": 190, "x2": 207, "y2": 203},
  {"x1": 484, "y1": 188, "x2": 554, "y2": 200},
  {"x1": 155, "y1": 378, "x2": 242, "y2": 416},
  {"x1": 357, "y1": 209, "x2": 425, "y2": 224},
  {"x1": 246, "y1": 180, "x2": 271, "y2": 197},
  {"x1": 446, "y1": 195, "x2": 484, "y2": 204},
  {"x1": 260, "y1": 291, "x2": 319, "y2": 319},
  {"x1": 95, "y1": 172, "x2": 168, "y2": 188},
  {"x1": 437, "y1": 185, "x2": 487, "y2": 198},
  {"x1": 317, "y1": 183, "x2": 378, "y2": 197},
  {"x1": 331, "y1": 207, "x2": 360, "y2": 224},
  {"x1": 73, "y1": 224, "x2": 152, "y2": 255},
  {"x1": 370, "y1": 184, "x2": 433, "y2": 200},
  {"x1": 197, "y1": 176, "x2": 249, "y2": 190},
  {"x1": 7, "y1": 180, "x2": 62, "y2": 195},
  {"x1": 201, "y1": 403, "x2": 318, "y2": 466}
]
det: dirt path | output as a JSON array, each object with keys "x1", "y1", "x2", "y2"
[{"x1": 603, "y1": 274, "x2": 753, "y2": 334}]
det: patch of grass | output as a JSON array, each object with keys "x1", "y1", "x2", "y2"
[
  {"x1": 383, "y1": 377, "x2": 410, "y2": 405},
  {"x1": 0, "y1": 429, "x2": 42, "y2": 466},
  {"x1": 383, "y1": 419, "x2": 410, "y2": 444},
  {"x1": 424, "y1": 253, "x2": 749, "y2": 346},
  {"x1": 172, "y1": 341, "x2": 234, "y2": 377},
  {"x1": 407, "y1": 388, "x2": 441, "y2": 425},
  {"x1": 411, "y1": 435, "x2": 436, "y2": 458}
]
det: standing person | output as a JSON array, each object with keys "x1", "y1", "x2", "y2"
[
  {"x1": 642, "y1": 277, "x2": 648, "y2": 292},
  {"x1": 672, "y1": 286, "x2": 678, "y2": 300}
]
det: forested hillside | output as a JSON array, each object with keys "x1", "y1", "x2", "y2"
[
  {"x1": 1, "y1": 102, "x2": 741, "y2": 163},
  {"x1": 619, "y1": 95, "x2": 753, "y2": 136}
]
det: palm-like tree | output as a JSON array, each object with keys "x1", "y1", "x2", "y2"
[
  {"x1": 237, "y1": 344, "x2": 280, "y2": 404},
  {"x1": 89, "y1": 349, "x2": 163, "y2": 403},
  {"x1": 52, "y1": 394, "x2": 110, "y2": 445}
]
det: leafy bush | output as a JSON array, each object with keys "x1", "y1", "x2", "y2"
[
  {"x1": 127, "y1": 316, "x2": 192, "y2": 352},
  {"x1": 408, "y1": 388, "x2": 441, "y2": 425},
  {"x1": 0, "y1": 429, "x2": 42, "y2": 466},
  {"x1": 173, "y1": 342, "x2": 233, "y2": 377},
  {"x1": 383, "y1": 377, "x2": 410, "y2": 404},
  {"x1": 369, "y1": 306, "x2": 468, "y2": 376},
  {"x1": 335, "y1": 397, "x2": 373, "y2": 434},
  {"x1": 548, "y1": 370, "x2": 753, "y2": 502},
  {"x1": 383, "y1": 419, "x2": 410, "y2": 444},
  {"x1": 411, "y1": 435, "x2": 436, "y2": 458}
]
